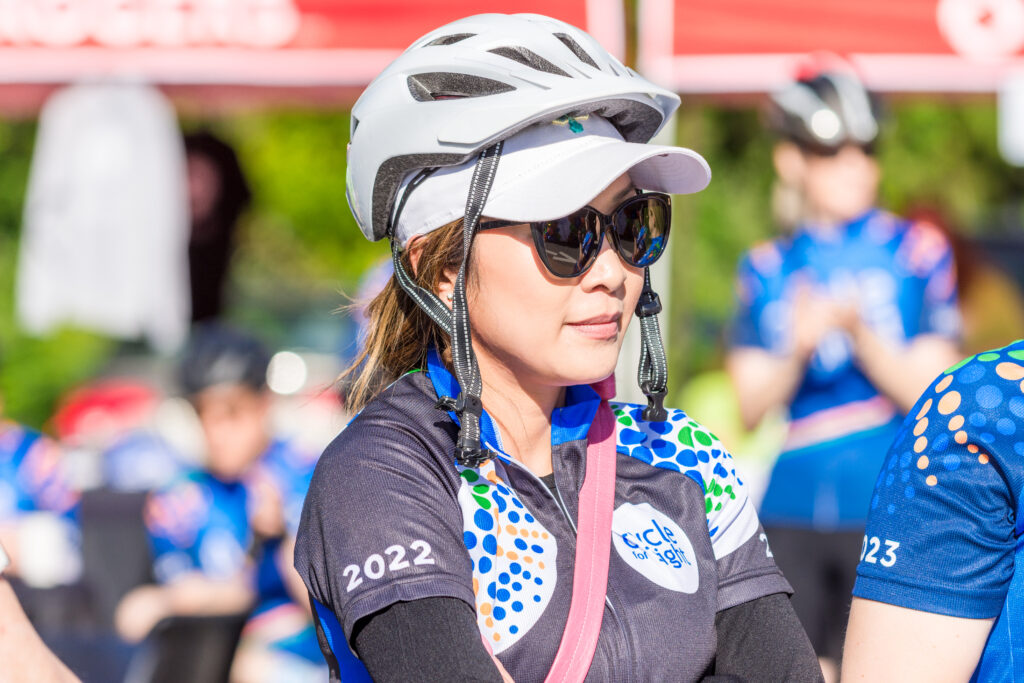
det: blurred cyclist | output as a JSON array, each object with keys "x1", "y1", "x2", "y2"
[
  {"x1": 114, "y1": 324, "x2": 323, "y2": 682},
  {"x1": 726, "y1": 63, "x2": 962, "y2": 680}
]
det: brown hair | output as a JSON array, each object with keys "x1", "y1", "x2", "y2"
[{"x1": 341, "y1": 218, "x2": 466, "y2": 412}]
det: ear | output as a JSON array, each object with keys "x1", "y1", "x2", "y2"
[
  {"x1": 773, "y1": 141, "x2": 807, "y2": 187},
  {"x1": 407, "y1": 235, "x2": 458, "y2": 308}
]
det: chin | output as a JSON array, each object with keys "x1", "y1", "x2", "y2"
[{"x1": 558, "y1": 343, "x2": 621, "y2": 386}]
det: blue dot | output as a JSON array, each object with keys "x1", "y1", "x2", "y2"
[
  {"x1": 533, "y1": 595, "x2": 541, "y2": 602},
  {"x1": 977, "y1": 385, "x2": 1004, "y2": 410},
  {"x1": 512, "y1": 601, "x2": 524, "y2": 612},
  {"x1": 496, "y1": 485, "x2": 510, "y2": 495},
  {"x1": 523, "y1": 571, "x2": 531, "y2": 579},
  {"x1": 514, "y1": 538, "x2": 528, "y2": 551},
  {"x1": 463, "y1": 531, "x2": 477, "y2": 549},
  {"x1": 531, "y1": 544, "x2": 544, "y2": 554},
  {"x1": 493, "y1": 607, "x2": 507, "y2": 620},
  {"x1": 482, "y1": 534, "x2": 497, "y2": 554},
  {"x1": 901, "y1": 470, "x2": 910, "y2": 483},
  {"x1": 958, "y1": 363, "x2": 986, "y2": 384},
  {"x1": 711, "y1": 449, "x2": 722, "y2": 459},
  {"x1": 887, "y1": 503, "x2": 896, "y2": 514},
  {"x1": 871, "y1": 494, "x2": 880, "y2": 510},
  {"x1": 621, "y1": 428, "x2": 646, "y2": 445},
  {"x1": 510, "y1": 562, "x2": 521, "y2": 575},
  {"x1": 685, "y1": 470, "x2": 705, "y2": 491},
  {"x1": 670, "y1": 411, "x2": 685, "y2": 421},
  {"x1": 474, "y1": 509, "x2": 494, "y2": 531},
  {"x1": 676, "y1": 449, "x2": 698, "y2": 467},
  {"x1": 534, "y1": 577, "x2": 543, "y2": 586},
  {"x1": 495, "y1": 495, "x2": 508, "y2": 513},
  {"x1": 508, "y1": 511, "x2": 520, "y2": 523},
  {"x1": 1015, "y1": 442, "x2": 1024, "y2": 456},
  {"x1": 524, "y1": 514, "x2": 534, "y2": 523},
  {"x1": 497, "y1": 589, "x2": 510, "y2": 602},
  {"x1": 656, "y1": 461, "x2": 680, "y2": 472},
  {"x1": 932, "y1": 433, "x2": 950, "y2": 452},
  {"x1": 650, "y1": 421, "x2": 672, "y2": 434},
  {"x1": 887, "y1": 455, "x2": 897, "y2": 470},
  {"x1": 512, "y1": 582, "x2": 522, "y2": 591},
  {"x1": 900, "y1": 451, "x2": 912, "y2": 468},
  {"x1": 498, "y1": 572, "x2": 510, "y2": 585},
  {"x1": 696, "y1": 449, "x2": 710, "y2": 463},
  {"x1": 981, "y1": 433, "x2": 996, "y2": 444},
  {"x1": 943, "y1": 455, "x2": 960, "y2": 471},
  {"x1": 970, "y1": 412, "x2": 987, "y2": 427},
  {"x1": 487, "y1": 582, "x2": 497, "y2": 598},
  {"x1": 510, "y1": 625, "x2": 519, "y2": 634},
  {"x1": 1009, "y1": 397, "x2": 1024, "y2": 419},
  {"x1": 479, "y1": 557, "x2": 493, "y2": 574},
  {"x1": 512, "y1": 498, "x2": 524, "y2": 509},
  {"x1": 904, "y1": 486, "x2": 915, "y2": 499},
  {"x1": 997, "y1": 418, "x2": 1017, "y2": 436},
  {"x1": 886, "y1": 473, "x2": 894, "y2": 486},
  {"x1": 651, "y1": 439, "x2": 676, "y2": 458},
  {"x1": 630, "y1": 446, "x2": 654, "y2": 464},
  {"x1": 713, "y1": 463, "x2": 730, "y2": 479}
]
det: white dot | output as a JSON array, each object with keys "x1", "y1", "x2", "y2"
[{"x1": 267, "y1": 351, "x2": 307, "y2": 395}]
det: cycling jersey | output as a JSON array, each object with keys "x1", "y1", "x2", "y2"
[
  {"x1": 295, "y1": 349, "x2": 789, "y2": 683},
  {"x1": 0, "y1": 420, "x2": 77, "y2": 520},
  {"x1": 853, "y1": 339, "x2": 1024, "y2": 682},
  {"x1": 731, "y1": 208, "x2": 959, "y2": 528}
]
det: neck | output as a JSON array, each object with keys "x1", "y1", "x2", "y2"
[{"x1": 474, "y1": 353, "x2": 563, "y2": 478}]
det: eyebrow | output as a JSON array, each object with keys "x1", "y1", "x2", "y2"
[{"x1": 611, "y1": 184, "x2": 636, "y2": 204}]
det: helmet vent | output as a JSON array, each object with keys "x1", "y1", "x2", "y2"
[
  {"x1": 487, "y1": 46, "x2": 569, "y2": 77},
  {"x1": 424, "y1": 33, "x2": 475, "y2": 47},
  {"x1": 407, "y1": 72, "x2": 516, "y2": 102},
  {"x1": 553, "y1": 33, "x2": 598, "y2": 69}
]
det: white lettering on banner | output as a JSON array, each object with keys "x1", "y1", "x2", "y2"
[
  {"x1": 0, "y1": 0, "x2": 300, "y2": 48},
  {"x1": 612, "y1": 503, "x2": 699, "y2": 593},
  {"x1": 937, "y1": 0, "x2": 1024, "y2": 63}
]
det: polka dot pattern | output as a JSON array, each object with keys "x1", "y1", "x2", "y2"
[{"x1": 457, "y1": 462, "x2": 556, "y2": 653}]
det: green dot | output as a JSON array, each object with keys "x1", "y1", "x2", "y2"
[
  {"x1": 978, "y1": 353, "x2": 1000, "y2": 362},
  {"x1": 678, "y1": 427, "x2": 694, "y2": 447},
  {"x1": 944, "y1": 355, "x2": 975, "y2": 374},
  {"x1": 613, "y1": 408, "x2": 624, "y2": 416},
  {"x1": 705, "y1": 498, "x2": 712, "y2": 513},
  {"x1": 724, "y1": 484, "x2": 736, "y2": 500},
  {"x1": 618, "y1": 416, "x2": 633, "y2": 427},
  {"x1": 712, "y1": 482, "x2": 724, "y2": 496},
  {"x1": 472, "y1": 484, "x2": 489, "y2": 495},
  {"x1": 715, "y1": 502, "x2": 722, "y2": 511},
  {"x1": 695, "y1": 431, "x2": 713, "y2": 447},
  {"x1": 461, "y1": 470, "x2": 479, "y2": 483},
  {"x1": 472, "y1": 495, "x2": 491, "y2": 509},
  {"x1": 1009, "y1": 350, "x2": 1024, "y2": 361}
]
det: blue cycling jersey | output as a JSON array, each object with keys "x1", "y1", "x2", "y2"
[
  {"x1": 731, "y1": 208, "x2": 960, "y2": 528},
  {"x1": 0, "y1": 420, "x2": 77, "y2": 520},
  {"x1": 853, "y1": 339, "x2": 1024, "y2": 682}
]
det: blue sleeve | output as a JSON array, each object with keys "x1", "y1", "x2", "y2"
[
  {"x1": 853, "y1": 349, "x2": 1024, "y2": 618},
  {"x1": 897, "y1": 220, "x2": 961, "y2": 339},
  {"x1": 729, "y1": 251, "x2": 775, "y2": 351},
  {"x1": 143, "y1": 482, "x2": 203, "y2": 583}
]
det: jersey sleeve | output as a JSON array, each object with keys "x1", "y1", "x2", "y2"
[
  {"x1": 902, "y1": 220, "x2": 961, "y2": 339},
  {"x1": 729, "y1": 246, "x2": 784, "y2": 353},
  {"x1": 853, "y1": 353, "x2": 1022, "y2": 618},
  {"x1": 16, "y1": 432, "x2": 78, "y2": 516},
  {"x1": 294, "y1": 414, "x2": 476, "y2": 644},
  {"x1": 143, "y1": 480, "x2": 206, "y2": 583},
  {"x1": 673, "y1": 413, "x2": 793, "y2": 610}
]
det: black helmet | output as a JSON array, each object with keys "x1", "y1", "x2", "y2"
[
  {"x1": 769, "y1": 68, "x2": 880, "y2": 154},
  {"x1": 179, "y1": 323, "x2": 270, "y2": 396}
]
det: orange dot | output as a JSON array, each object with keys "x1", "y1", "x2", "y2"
[
  {"x1": 916, "y1": 398, "x2": 933, "y2": 419},
  {"x1": 914, "y1": 418, "x2": 928, "y2": 436},
  {"x1": 914, "y1": 436, "x2": 928, "y2": 453},
  {"x1": 486, "y1": 471, "x2": 500, "y2": 483},
  {"x1": 541, "y1": 532, "x2": 549, "y2": 539},
  {"x1": 996, "y1": 362, "x2": 1024, "y2": 381},
  {"x1": 480, "y1": 602, "x2": 492, "y2": 616},
  {"x1": 473, "y1": 578, "x2": 479, "y2": 595},
  {"x1": 532, "y1": 531, "x2": 539, "y2": 538},
  {"x1": 936, "y1": 375, "x2": 954, "y2": 392},
  {"x1": 524, "y1": 556, "x2": 533, "y2": 564},
  {"x1": 538, "y1": 562, "x2": 545, "y2": 569},
  {"x1": 493, "y1": 633, "x2": 501, "y2": 642},
  {"x1": 955, "y1": 430, "x2": 968, "y2": 444},
  {"x1": 486, "y1": 617, "x2": 494, "y2": 628},
  {"x1": 506, "y1": 551, "x2": 518, "y2": 561},
  {"x1": 520, "y1": 528, "x2": 530, "y2": 537},
  {"x1": 916, "y1": 456, "x2": 929, "y2": 470},
  {"x1": 968, "y1": 444, "x2": 979, "y2": 453},
  {"x1": 496, "y1": 546, "x2": 504, "y2": 557},
  {"x1": 979, "y1": 454, "x2": 990, "y2": 464},
  {"x1": 948, "y1": 415, "x2": 964, "y2": 431},
  {"x1": 505, "y1": 525, "x2": 517, "y2": 535},
  {"x1": 926, "y1": 475, "x2": 938, "y2": 486},
  {"x1": 938, "y1": 391, "x2": 961, "y2": 415}
]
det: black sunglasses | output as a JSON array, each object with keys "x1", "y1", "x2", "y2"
[{"x1": 477, "y1": 191, "x2": 672, "y2": 278}]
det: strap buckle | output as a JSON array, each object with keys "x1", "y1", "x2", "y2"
[
  {"x1": 639, "y1": 384, "x2": 668, "y2": 422},
  {"x1": 635, "y1": 289, "x2": 662, "y2": 318}
]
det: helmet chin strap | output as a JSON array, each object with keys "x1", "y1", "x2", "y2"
[
  {"x1": 635, "y1": 267, "x2": 668, "y2": 422},
  {"x1": 390, "y1": 142, "x2": 504, "y2": 467}
]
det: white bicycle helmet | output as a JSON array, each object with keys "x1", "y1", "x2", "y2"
[
  {"x1": 346, "y1": 13, "x2": 682, "y2": 241},
  {"x1": 769, "y1": 68, "x2": 880, "y2": 153}
]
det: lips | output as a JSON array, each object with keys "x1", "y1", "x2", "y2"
[{"x1": 567, "y1": 313, "x2": 621, "y2": 340}]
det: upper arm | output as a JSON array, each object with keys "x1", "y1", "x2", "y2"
[
  {"x1": 901, "y1": 221, "x2": 960, "y2": 339},
  {"x1": 729, "y1": 249, "x2": 780, "y2": 352},
  {"x1": 843, "y1": 597, "x2": 992, "y2": 682}
]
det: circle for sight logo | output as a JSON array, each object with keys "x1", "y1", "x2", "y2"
[{"x1": 612, "y1": 503, "x2": 699, "y2": 593}]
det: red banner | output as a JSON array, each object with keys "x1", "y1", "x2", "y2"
[
  {"x1": 0, "y1": 0, "x2": 623, "y2": 85},
  {"x1": 638, "y1": 0, "x2": 1024, "y2": 93}
]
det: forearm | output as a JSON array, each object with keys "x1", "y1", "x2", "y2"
[
  {"x1": 0, "y1": 579, "x2": 79, "y2": 683},
  {"x1": 727, "y1": 349, "x2": 808, "y2": 430},
  {"x1": 163, "y1": 572, "x2": 255, "y2": 615},
  {"x1": 850, "y1": 328, "x2": 960, "y2": 413}
]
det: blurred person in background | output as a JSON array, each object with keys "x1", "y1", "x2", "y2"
[
  {"x1": 726, "y1": 65, "x2": 962, "y2": 680},
  {"x1": 114, "y1": 324, "x2": 324, "y2": 682},
  {"x1": 185, "y1": 131, "x2": 252, "y2": 323}
]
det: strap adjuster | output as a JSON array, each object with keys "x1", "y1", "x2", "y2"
[{"x1": 635, "y1": 290, "x2": 662, "y2": 318}]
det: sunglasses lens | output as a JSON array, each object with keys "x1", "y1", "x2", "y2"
[
  {"x1": 535, "y1": 213, "x2": 599, "y2": 278},
  {"x1": 613, "y1": 196, "x2": 671, "y2": 267}
]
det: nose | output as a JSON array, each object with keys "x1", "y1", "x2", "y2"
[{"x1": 580, "y1": 227, "x2": 627, "y2": 293}]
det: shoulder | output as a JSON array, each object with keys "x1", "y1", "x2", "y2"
[
  {"x1": 144, "y1": 470, "x2": 213, "y2": 540},
  {"x1": 891, "y1": 214, "x2": 954, "y2": 275},
  {"x1": 738, "y1": 239, "x2": 787, "y2": 279}
]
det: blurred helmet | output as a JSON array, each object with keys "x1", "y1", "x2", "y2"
[
  {"x1": 346, "y1": 12, "x2": 682, "y2": 241},
  {"x1": 769, "y1": 67, "x2": 880, "y2": 153},
  {"x1": 179, "y1": 323, "x2": 270, "y2": 396}
]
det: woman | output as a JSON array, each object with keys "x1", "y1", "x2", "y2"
[
  {"x1": 725, "y1": 66, "x2": 962, "y2": 680},
  {"x1": 296, "y1": 14, "x2": 820, "y2": 682}
]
